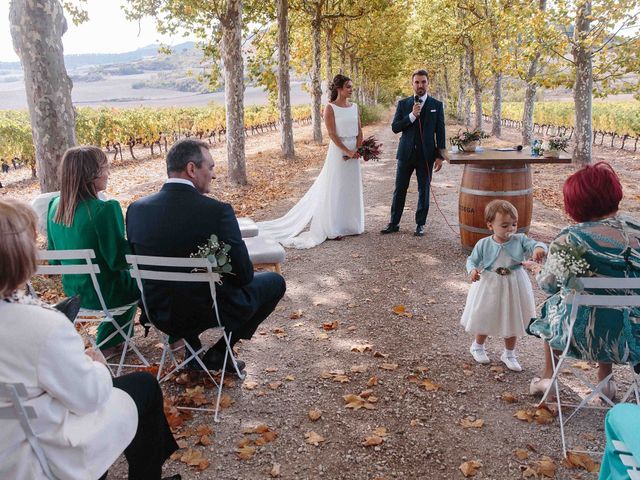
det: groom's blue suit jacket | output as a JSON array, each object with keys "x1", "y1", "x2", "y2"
[{"x1": 391, "y1": 95, "x2": 446, "y2": 164}]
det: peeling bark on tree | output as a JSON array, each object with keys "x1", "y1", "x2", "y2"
[
  {"x1": 310, "y1": 2, "x2": 323, "y2": 144},
  {"x1": 457, "y1": 55, "x2": 466, "y2": 122},
  {"x1": 277, "y1": 0, "x2": 295, "y2": 159},
  {"x1": 491, "y1": 72, "x2": 502, "y2": 137},
  {"x1": 521, "y1": 0, "x2": 546, "y2": 146},
  {"x1": 466, "y1": 44, "x2": 483, "y2": 130},
  {"x1": 10, "y1": 0, "x2": 76, "y2": 193},
  {"x1": 220, "y1": 0, "x2": 247, "y2": 184},
  {"x1": 325, "y1": 22, "x2": 335, "y2": 87},
  {"x1": 572, "y1": 0, "x2": 593, "y2": 164}
]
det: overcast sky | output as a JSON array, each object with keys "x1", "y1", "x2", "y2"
[{"x1": 0, "y1": 0, "x2": 194, "y2": 62}]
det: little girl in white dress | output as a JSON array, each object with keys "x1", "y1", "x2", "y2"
[{"x1": 460, "y1": 200, "x2": 547, "y2": 371}]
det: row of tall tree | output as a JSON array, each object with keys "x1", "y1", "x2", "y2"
[
  {"x1": 414, "y1": 0, "x2": 640, "y2": 163},
  {"x1": 9, "y1": 0, "x2": 640, "y2": 192}
]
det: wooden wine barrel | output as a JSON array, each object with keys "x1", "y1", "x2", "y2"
[{"x1": 458, "y1": 164, "x2": 533, "y2": 251}]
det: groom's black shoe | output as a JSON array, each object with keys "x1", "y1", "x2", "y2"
[
  {"x1": 380, "y1": 224, "x2": 399, "y2": 234},
  {"x1": 414, "y1": 225, "x2": 425, "y2": 237}
]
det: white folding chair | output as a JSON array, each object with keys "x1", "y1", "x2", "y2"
[
  {"x1": 539, "y1": 277, "x2": 640, "y2": 457},
  {"x1": 0, "y1": 382, "x2": 57, "y2": 480},
  {"x1": 126, "y1": 254, "x2": 245, "y2": 422},
  {"x1": 36, "y1": 249, "x2": 149, "y2": 376}
]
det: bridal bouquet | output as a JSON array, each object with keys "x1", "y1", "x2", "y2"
[
  {"x1": 190, "y1": 234, "x2": 233, "y2": 274},
  {"x1": 343, "y1": 136, "x2": 383, "y2": 161},
  {"x1": 543, "y1": 241, "x2": 592, "y2": 289}
]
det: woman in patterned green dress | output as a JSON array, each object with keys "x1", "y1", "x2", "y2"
[
  {"x1": 529, "y1": 162, "x2": 640, "y2": 398},
  {"x1": 47, "y1": 146, "x2": 140, "y2": 357}
]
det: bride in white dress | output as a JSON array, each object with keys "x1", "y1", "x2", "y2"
[{"x1": 257, "y1": 74, "x2": 364, "y2": 249}]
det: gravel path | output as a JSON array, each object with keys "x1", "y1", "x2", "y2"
[
  {"x1": 13, "y1": 112, "x2": 638, "y2": 479},
  {"x1": 160, "y1": 115, "x2": 620, "y2": 480}
]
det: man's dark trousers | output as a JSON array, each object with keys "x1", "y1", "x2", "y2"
[{"x1": 389, "y1": 137, "x2": 433, "y2": 227}]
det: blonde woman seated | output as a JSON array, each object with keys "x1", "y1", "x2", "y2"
[
  {"x1": 47, "y1": 146, "x2": 140, "y2": 358},
  {"x1": 0, "y1": 199, "x2": 179, "y2": 480}
]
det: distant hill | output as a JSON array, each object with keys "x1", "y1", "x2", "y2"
[{"x1": 0, "y1": 41, "x2": 197, "y2": 71}]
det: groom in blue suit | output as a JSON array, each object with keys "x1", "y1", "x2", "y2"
[{"x1": 381, "y1": 69, "x2": 447, "y2": 237}]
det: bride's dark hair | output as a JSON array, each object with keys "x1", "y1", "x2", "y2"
[{"x1": 329, "y1": 74, "x2": 351, "y2": 102}]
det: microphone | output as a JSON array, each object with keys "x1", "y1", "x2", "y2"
[{"x1": 414, "y1": 95, "x2": 422, "y2": 104}]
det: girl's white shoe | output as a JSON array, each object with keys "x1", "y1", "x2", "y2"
[
  {"x1": 470, "y1": 344, "x2": 490, "y2": 364},
  {"x1": 500, "y1": 351, "x2": 522, "y2": 371}
]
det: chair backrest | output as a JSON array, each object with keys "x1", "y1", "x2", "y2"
[
  {"x1": 126, "y1": 254, "x2": 222, "y2": 328},
  {"x1": 36, "y1": 249, "x2": 110, "y2": 316},
  {"x1": 0, "y1": 383, "x2": 56, "y2": 480},
  {"x1": 571, "y1": 277, "x2": 640, "y2": 309}
]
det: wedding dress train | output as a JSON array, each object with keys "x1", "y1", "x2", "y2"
[{"x1": 257, "y1": 103, "x2": 364, "y2": 249}]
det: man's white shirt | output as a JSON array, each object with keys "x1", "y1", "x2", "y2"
[{"x1": 166, "y1": 178, "x2": 195, "y2": 188}]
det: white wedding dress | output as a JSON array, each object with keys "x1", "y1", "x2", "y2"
[{"x1": 258, "y1": 103, "x2": 364, "y2": 249}]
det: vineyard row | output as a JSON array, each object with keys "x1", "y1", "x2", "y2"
[
  {"x1": 481, "y1": 101, "x2": 640, "y2": 152},
  {"x1": 0, "y1": 104, "x2": 312, "y2": 164}
]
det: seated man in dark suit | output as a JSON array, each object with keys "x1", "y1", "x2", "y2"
[{"x1": 126, "y1": 139, "x2": 286, "y2": 372}]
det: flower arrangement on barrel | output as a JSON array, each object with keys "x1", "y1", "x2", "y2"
[
  {"x1": 544, "y1": 135, "x2": 570, "y2": 158},
  {"x1": 343, "y1": 136, "x2": 383, "y2": 161},
  {"x1": 450, "y1": 129, "x2": 489, "y2": 152}
]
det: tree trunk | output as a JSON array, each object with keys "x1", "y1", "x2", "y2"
[
  {"x1": 9, "y1": 0, "x2": 76, "y2": 193},
  {"x1": 220, "y1": 0, "x2": 247, "y2": 184},
  {"x1": 467, "y1": 45, "x2": 482, "y2": 130},
  {"x1": 277, "y1": 0, "x2": 295, "y2": 158},
  {"x1": 521, "y1": 0, "x2": 547, "y2": 146},
  {"x1": 572, "y1": 0, "x2": 592, "y2": 164},
  {"x1": 310, "y1": 2, "x2": 323, "y2": 144},
  {"x1": 325, "y1": 22, "x2": 335, "y2": 86},
  {"x1": 443, "y1": 65, "x2": 451, "y2": 112},
  {"x1": 521, "y1": 60, "x2": 539, "y2": 146},
  {"x1": 491, "y1": 72, "x2": 502, "y2": 137},
  {"x1": 457, "y1": 55, "x2": 465, "y2": 122}
]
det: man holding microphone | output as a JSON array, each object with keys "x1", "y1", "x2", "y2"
[{"x1": 381, "y1": 69, "x2": 447, "y2": 237}]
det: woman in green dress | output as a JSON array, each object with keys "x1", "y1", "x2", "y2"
[
  {"x1": 47, "y1": 146, "x2": 139, "y2": 357},
  {"x1": 529, "y1": 162, "x2": 640, "y2": 399}
]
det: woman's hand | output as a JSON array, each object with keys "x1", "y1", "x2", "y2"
[
  {"x1": 532, "y1": 247, "x2": 546, "y2": 263},
  {"x1": 85, "y1": 347, "x2": 107, "y2": 365},
  {"x1": 470, "y1": 269, "x2": 481, "y2": 282},
  {"x1": 343, "y1": 149, "x2": 358, "y2": 160}
]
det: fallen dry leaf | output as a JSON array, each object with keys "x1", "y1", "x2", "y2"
[
  {"x1": 460, "y1": 417, "x2": 484, "y2": 428},
  {"x1": 367, "y1": 376, "x2": 379, "y2": 386},
  {"x1": 308, "y1": 408, "x2": 322, "y2": 421},
  {"x1": 380, "y1": 363, "x2": 399, "y2": 371},
  {"x1": 272, "y1": 327, "x2": 287, "y2": 338},
  {"x1": 350, "y1": 364, "x2": 367, "y2": 373},
  {"x1": 197, "y1": 435, "x2": 213, "y2": 446},
  {"x1": 285, "y1": 375, "x2": 295, "y2": 381},
  {"x1": 343, "y1": 393, "x2": 377, "y2": 410},
  {"x1": 514, "y1": 448, "x2": 529, "y2": 460},
  {"x1": 490, "y1": 365, "x2": 505, "y2": 374},
  {"x1": 521, "y1": 465, "x2": 537, "y2": 478},
  {"x1": 305, "y1": 431, "x2": 325, "y2": 446},
  {"x1": 322, "y1": 321, "x2": 338, "y2": 331},
  {"x1": 536, "y1": 456, "x2": 557, "y2": 477},
  {"x1": 179, "y1": 448, "x2": 210, "y2": 470},
  {"x1": 502, "y1": 392, "x2": 518, "y2": 403},
  {"x1": 270, "y1": 463, "x2": 281, "y2": 478},
  {"x1": 565, "y1": 451, "x2": 599, "y2": 473},
  {"x1": 236, "y1": 445, "x2": 256, "y2": 460},
  {"x1": 268, "y1": 381, "x2": 283, "y2": 390},
  {"x1": 373, "y1": 351, "x2": 389, "y2": 358},
  {"x1": 421, "y1": 379, "x2": 440, "y2": 391},
  {"x1": 373, "y1": 427, "x2": 389, "y2": 437},
  {"x1": 460, "y1": 459, "x2": 482, "y2": 477},
  {"x1": 392, "y1": 304, "x2": 413, "y2": 318},
  {"x1": 514, "y1": 409, "x2": 535, "y2": 423},
  {"x1": 265, "y1": 367, "x2": 279, "y2": 373},
  {"x1": 244, "y1": 381, "x2": 259, "y2": 390},
  {"x1": 289, "y1": 309, "x2": 304, "y2": 319},
  {"x1": 218, "y1": 394, "x2": 233, "y2": 409},
  {"x1": 362, "y1": 435, "x2": 384, "y2": 446},
  {"x1": 572, "y1": 361, "x2": 591, "y2": 370},
  {"x1": 351, "y1": 343, "x2": 373, "y2": 353}
]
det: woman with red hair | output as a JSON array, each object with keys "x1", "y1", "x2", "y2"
[{"x1": 529, "y1": 162, "x2": 640, "y2": 399}]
